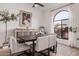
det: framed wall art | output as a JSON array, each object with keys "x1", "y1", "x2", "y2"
[{"x1": 19, "y1": 10, "x2": 32, "y2": 27}]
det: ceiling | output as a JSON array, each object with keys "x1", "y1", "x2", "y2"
[{"x1": 28, "y1": 3, "x2": 70, "y2": 11}]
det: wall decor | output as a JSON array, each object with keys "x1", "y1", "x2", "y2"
[{"x1": 19, "y1": 10, "x2": 32, "y2": 27}]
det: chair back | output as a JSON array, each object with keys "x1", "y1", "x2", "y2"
[
  {"x1": 35, "y1": 35, "x2": 49, "y2": 52},
  {"x1": 9, "y1": 36, "x2": 18, "y2": 53},
  {"x1": 48, "y1": 34, "x2": 57, "y2": 48}
]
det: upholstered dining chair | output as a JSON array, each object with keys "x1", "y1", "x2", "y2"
[
  {"x1": 9, "y1": 36, "x2": 30, "y2": 56},
  {"x1": 35, "y1": 35, "x2": 50, "y2": 56},
  {"x1": 35, "y1": 34, "x2": 57, "y2": 56}
]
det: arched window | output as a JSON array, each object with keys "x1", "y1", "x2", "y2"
[
  {"x1": 52, "y1": 10, "x2": 69, "y2": 40},
  {"x1": 54, "y1": 11, "x2": 69, "y2": 21}
]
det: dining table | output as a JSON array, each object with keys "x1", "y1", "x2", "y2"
[{"x1": 17, "y1": 35, "x2": 37, "y2": 56}]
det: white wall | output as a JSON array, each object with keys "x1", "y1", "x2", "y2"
[
  {"x1": 0, "y1": 3, "x2": 44, "y2": 45},
  {"x1": 41, "y1": 11, "x2": 52, "y2": 33},
  {"x1": 69, "y1": 4, "x2": 79, "y2": 47}
]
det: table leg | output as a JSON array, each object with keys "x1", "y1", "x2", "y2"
[{"x1": 32, "y1": 40, "x2": 35, "y2": 56}]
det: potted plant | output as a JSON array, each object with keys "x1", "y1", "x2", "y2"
[
  {"x1": 0, "y1": 10, "x2": 17, "y2": 44},
  {"x1": 68, "y1": 27, "x2": 77, "y2": 33}
]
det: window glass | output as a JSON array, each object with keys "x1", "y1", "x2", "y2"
[
  {"x1": 54, "y1": 11, "x2": 69, "y2": 21},
  {"x1": 53, "y1": 10, "x2": 69, "y2": 40}
]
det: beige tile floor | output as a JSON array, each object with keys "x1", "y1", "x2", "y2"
[{"x1": 51, "y1": 44, "x2": 79, "y2": 56}]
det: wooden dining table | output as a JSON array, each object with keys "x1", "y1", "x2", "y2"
[{"x1": 17, "y1": 36, "x2": 37, "y2": 56}]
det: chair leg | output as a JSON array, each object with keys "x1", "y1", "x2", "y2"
[
  {"x1": 48, "y1": 48, "x2": 50, "y2": 56},
  {"x1": 55, "y1": 42, "x2": 57, "y2": 53}
]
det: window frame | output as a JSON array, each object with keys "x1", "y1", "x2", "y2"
[{"x1": 53, "y1": 10, "x2": 69, "y2": 39}]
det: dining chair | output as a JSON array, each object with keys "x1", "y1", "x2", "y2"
[
  {"x1": 48, "y1": 34, "x2": 57, "y2": 53},
  {"x1": 9, "y1": 36, "x2": 30, "y2": 56},
  {"x1": 35, "y1": 35, "x2": 50, "y2": 56}
]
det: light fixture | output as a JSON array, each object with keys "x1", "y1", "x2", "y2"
[
  {"x1": 34, "y1": 4, "x2": 39, "y2": 7},
  {"x1": 32, "y1": 3, "x2": 44, "y2": 8}
]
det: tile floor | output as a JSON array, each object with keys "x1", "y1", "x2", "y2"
[{"x1": 51, "y1": 43, "x2": 79, "y2": 56}]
